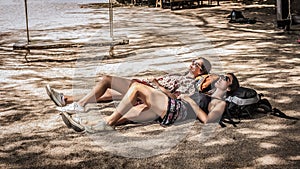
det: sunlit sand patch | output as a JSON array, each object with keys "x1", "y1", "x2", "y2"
[
  {"x1": 288, "y1": 76, "x2": 300, "y2": 83},
  {"x1": 46, "y1": 146, "x2": 80, "y2": 156},
  {"x1": 251, "y1": 82, "x2": 285, "y2": 88},
  {"x1": 4, "y1": 116, "x2": 62, "y2": 135},
  {"x1": 226, "y1": 44, "x2": 252, "y2": 50},
  {"x1": 255, "y1": 66, "x2": 274, "y2": 71},
  {"x1": 255, "y1": 154, "x2": 286, "y2": 166},
  {"x1": 46, "y1": 137, "x2": 104, "y2": 156},
  {"x1": 253, "y1": 123, "x2": 289, "y2": 130},
  {"x1": 37, "y1": 114, "x2": 63, "y2": 129},
  {"x1": 254, "y1": 69, "x2": 291, "y2": 74},
  {"x1": 213, "y1": 48, "x2": 237, "y2": 56},
  {"x1": 259, "y1": 118, "x2": 284, "y2": 124},
  {"x1": 244, "y1": 76, "x2": 269, "y2": 83},
  {"x1": 245, "y1": 59, "x2": 262, "y2": 65},
  {"x1": 25, "y1": 145, "x2": 45, "y2": 154},
  {"x1": 288, "y1": 155, "x2": 300, "y2": 161},
  {"x1": 259, "y1": 142, "x2": 278, "y2": 149},
  {"x1": 230, "y1": 64, "x2": 253, "y2": 69},
  {"x1": 203, "y1": 138, "x2": 235, "y2": 146},
  {"x1": 280, "y1": 58, "x2": 300, "y2": 63},
  {"x1": 273, "y1": 95, "x2": 293, "y2": 104},
  {"x1": 255, "y1": 42, "x2": 274, "y2": 47},
  {"x1": 2, "y1": 141, "x2": 23, "y2": 152},
  {"x1": 205, "y1": 155, "x2": 225, "y2": 163},
  {"x1": 273, "y1": 89, "x2": 299, "y2": 95},
  {"x1": 236, "y1": 128, "x2": 278, "y2": 138}
]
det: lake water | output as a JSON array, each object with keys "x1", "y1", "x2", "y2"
[{"x1": 0, "y1": 0, "x2": 109, "y2": 32}]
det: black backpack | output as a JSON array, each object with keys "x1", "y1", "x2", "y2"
[
  {"x1": 220, "y1": 87, "x2": 272, "y2": 127},
  {"x1": 228, "y1": 10, "x2": 245, "y2": 21},
  {"x1": 228, "y1": 10, "x2": 257, "y2": 24}
]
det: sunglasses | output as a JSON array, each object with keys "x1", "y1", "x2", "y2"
[
  {"x1": 192, "y1": 60, "x2": 203, "y2": 71},
  {"x1": 219, "y1": 75, "x2": 230, "y2": 82}
]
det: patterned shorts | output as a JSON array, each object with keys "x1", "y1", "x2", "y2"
[{"x1": 159, "y1": 98, "x2": 188, "y2": 126}]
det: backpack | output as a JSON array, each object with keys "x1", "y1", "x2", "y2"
[
  {"x1": 228, "y1": 10, "x2": 245, "y2": 21},
  {"x1": 228, "y1": 10, "x2": 257, "y2": 24},
  {"x1": 220, "y1": 87, "x2": 273, "y2": 127}
]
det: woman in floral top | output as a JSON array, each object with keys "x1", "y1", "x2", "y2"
[{"x1": 47, "y1": 58, "x2": 217, "y2": 131}]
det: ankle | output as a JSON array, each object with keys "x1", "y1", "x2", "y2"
[
  {"x1": 77, "y1": 101, "x2": 85, "y2": 107},
  {"x1": 106, "y1": 119, "x2": 114, "y2": 126}
]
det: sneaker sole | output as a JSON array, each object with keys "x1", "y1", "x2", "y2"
[
  {"x1": 56, "y1": 105, "x2": 83, "y2": 115},
  {"x1": 56, "y1": 107, "x2": 76, "y2": 115},
  {"x1": 45, "y1": 85, "x2": 63, "y2": 107},
  {"x1": 60, "y1": 112, "x2": 85, "y2": 132}
]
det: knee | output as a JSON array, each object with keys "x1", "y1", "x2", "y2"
[
  {"x1": 130, "y1": 81, "x2": 142, "y2": 91},
  {"x1": 130, "y1": 82, "x2": 148, "y2": 96},
  {"x1": 102, "y1": 75, "x2": 112, "y2": 82},
  {"x1": 127, "y1": 82, "x2": 143, "y2": 101},
  {"x1": 99, "y1": 75, "x2": 112, "y2": 86}
]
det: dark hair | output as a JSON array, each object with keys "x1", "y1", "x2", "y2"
[
  {"x1": 227, "y1": 73, "x2": 239, "y2": 95},
  {"x1": 198, "y1": 57, "x2": 211, "y2": 74}
]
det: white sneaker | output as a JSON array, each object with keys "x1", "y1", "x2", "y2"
[
  {"x1": 60, "y1": 112, "x2": 85, "y2": 132},
  {"x1": 56, "y1": 102, "x2": 84, "y2": 114},
  {"x1": 45, "y1": 84, "x2": 66, "y2": 107}
]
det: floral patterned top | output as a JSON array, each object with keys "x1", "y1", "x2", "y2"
[{"x1": 141, "y1": 72, "x2": 196, "y2": 96}]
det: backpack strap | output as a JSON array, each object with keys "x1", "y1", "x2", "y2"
[
  {"x1": 271, "y1": 108, "x2": 299, "y2": 120},
  {"x1": 226, "y1": 94, "x2": 260, "y2": 106}
]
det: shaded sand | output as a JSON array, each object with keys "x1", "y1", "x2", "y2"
[{"x1": 0, "y1": 1, "x2": 299, "y2": 168}]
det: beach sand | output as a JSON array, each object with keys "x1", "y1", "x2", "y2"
[{"x1": 0, "y1": 1, "x2": 299, "y2": 168}]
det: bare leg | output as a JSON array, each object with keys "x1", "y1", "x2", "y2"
[
  {"x1": 63, "y1": 95, "x2": 75, "y2": 104},
  {"x1": 106, "y1": 82, "x2": 169, "y2": 126},
  {"x1": 63, "y1": 89, "x2": 123, "y2": 104},
  {"x1": 97, "y1": 89, "x2": 123, "y2": 101},
  {"x1": 77, "y1": 75, "x2": 133, "y2": 107},
  {"x1": 113, "y1": 104, "x2": 159, "y2": 126}
]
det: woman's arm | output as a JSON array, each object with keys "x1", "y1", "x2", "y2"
[
  {"x1": 152, "y1": 78, "x2": 177, "y2": 99},
  {"x1": 205, "y1": 101, "x2": 226, "y2": 123},
  {"x1": 180, "y1": 95, "x2": 226, "y2": 123}
]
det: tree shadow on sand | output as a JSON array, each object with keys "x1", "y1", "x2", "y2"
[{"x1": 1, "y1": 3, "x2": 300, "y2": 169}]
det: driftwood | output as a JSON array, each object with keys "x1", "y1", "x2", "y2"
[{"x1": 13, "y1": 39, "x2": 129, "y2": 50}]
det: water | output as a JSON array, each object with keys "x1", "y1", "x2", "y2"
[{"x1": 0, "y1": 0, "x2": 109, "y2": 32}]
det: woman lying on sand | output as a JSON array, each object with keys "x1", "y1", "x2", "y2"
[
  {"x1": 46, "y1": 57, "x2": 212, "y2": 114},
  {"x1": 59, "y1": 72, "x2": 239, "y2": 133},
  {"x1": 46, "y1": 58, "x2": 215, "y2": 130}
]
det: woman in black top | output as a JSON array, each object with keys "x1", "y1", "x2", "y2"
[{"x1": 102, "y1": 73, "x2": 239, "y2": 129}]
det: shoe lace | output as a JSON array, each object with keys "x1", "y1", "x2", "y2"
[
  {"x1": 72, "y1": 103, "x2": 80, "y2": 110},
  {"x1": 73, "y1": 115, "x2": 82, "y2": 124},
  {"x1": 52, "y1": 89, "x2": 64, "y2": 101}
]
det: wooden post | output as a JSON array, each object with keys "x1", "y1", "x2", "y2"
[
  {"x1": 109, "y1": 0, "x2": 113, "y2": 38},
  {"x1": 24, "y1": 0, "x2": 30, "y2": 44}
]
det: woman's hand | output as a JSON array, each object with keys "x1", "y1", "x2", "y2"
[
  {"x1": 147, "y1": 77, "x2": 155, "y2": 82},
  {"x1": 178, "y1": 94, "x2": 191, "y2": 101},
  {"x1": 148, "y1": 77, "x2": 159, "y2": 84}
]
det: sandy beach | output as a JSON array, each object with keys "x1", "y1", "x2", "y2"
[{"x1": 0, "y1": 0, "x2": 299, "y2": 168}]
